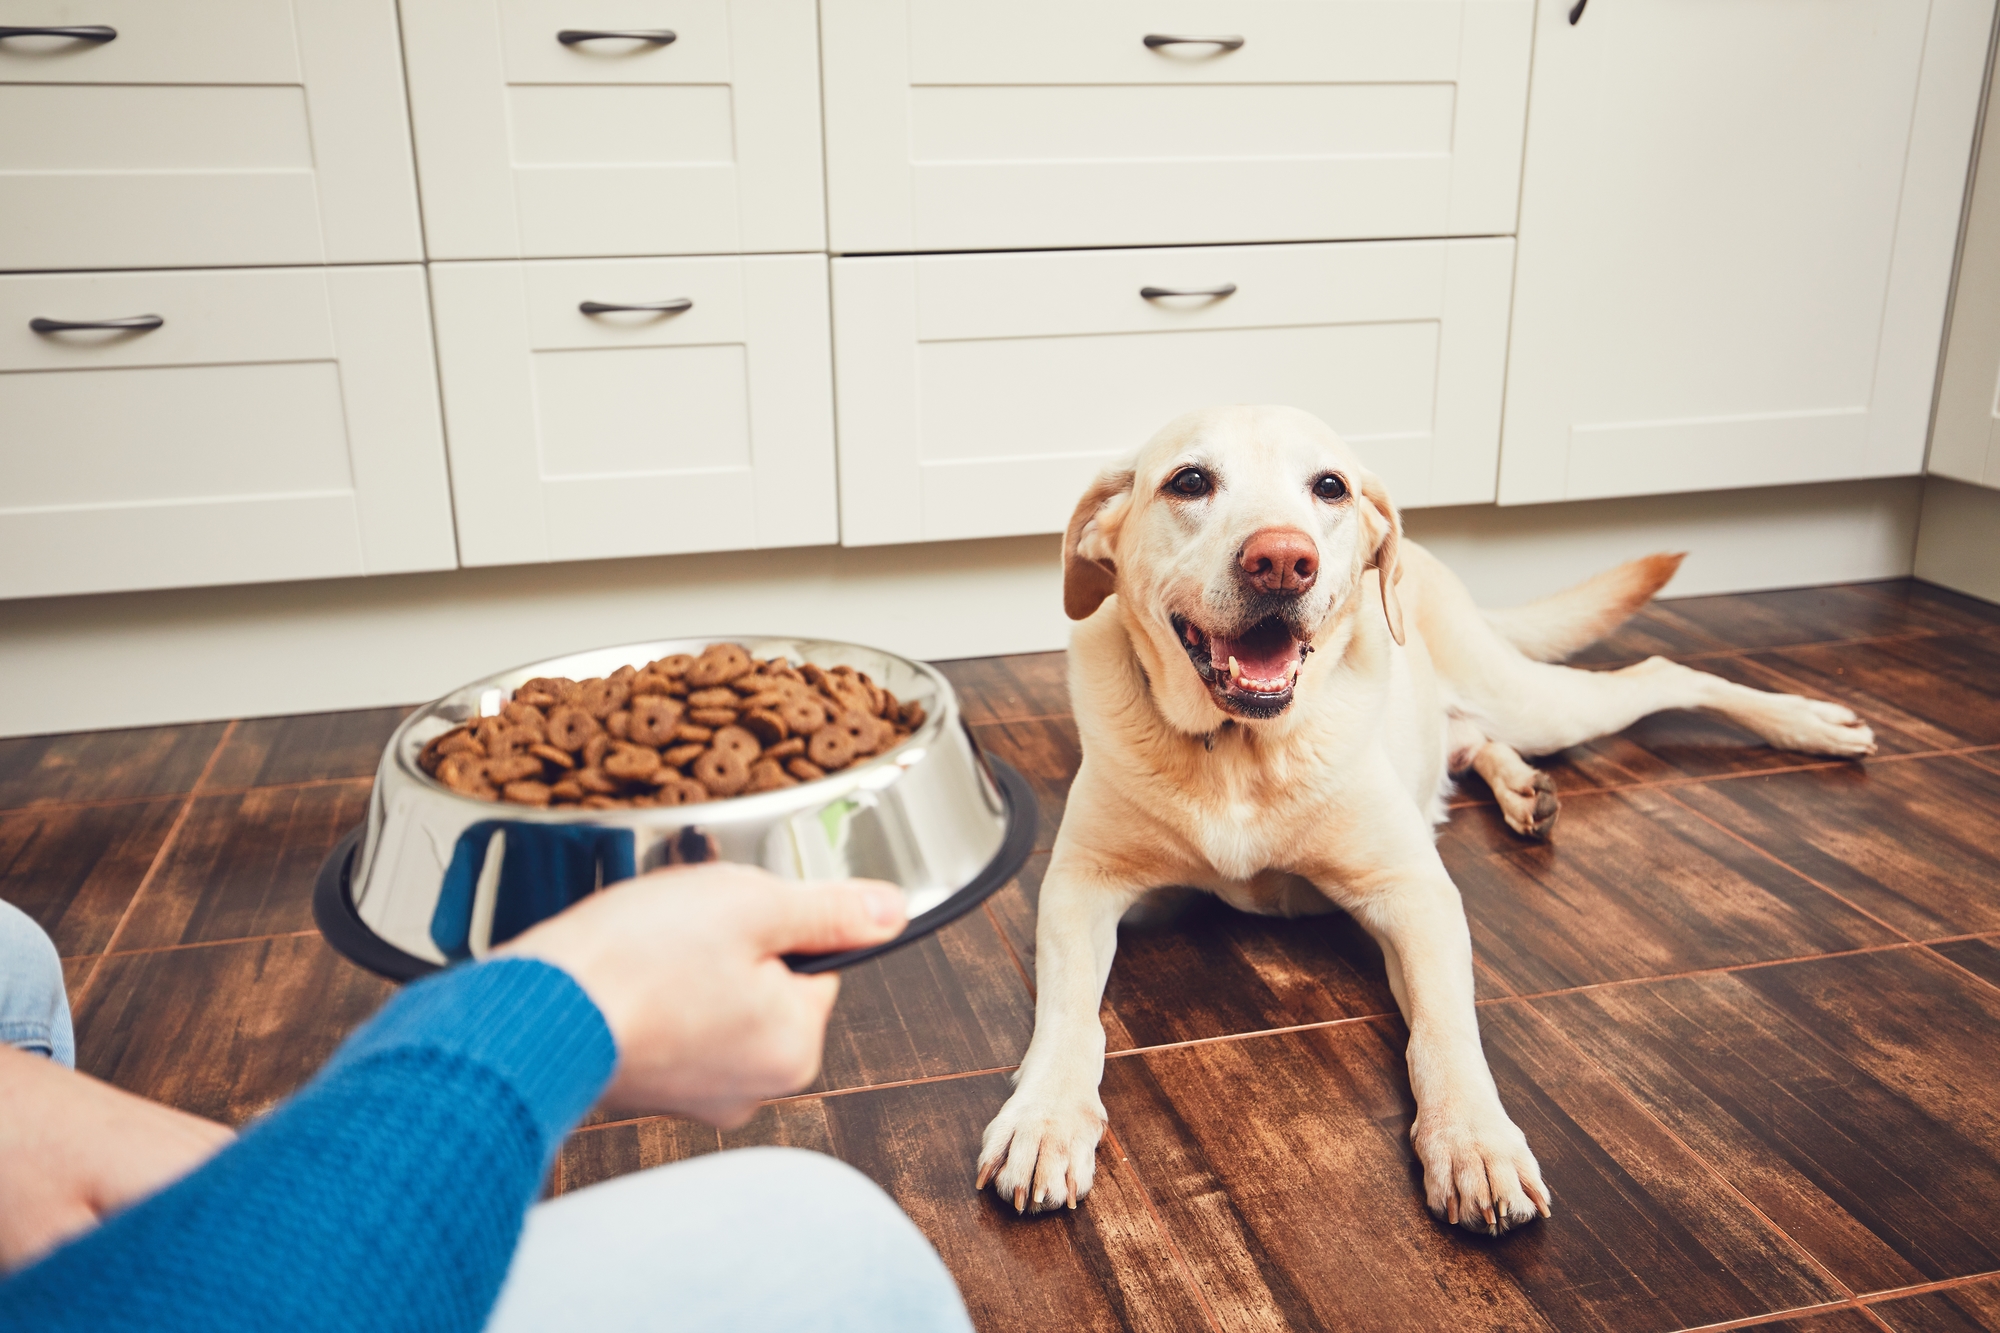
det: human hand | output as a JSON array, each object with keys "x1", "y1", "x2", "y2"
[
  {"x1": 0, "y1": 1046, "x2": 235, "y2": 1272},
  {"x1": 495, "y1": 863, "x2": 906, "y2": 1126}
]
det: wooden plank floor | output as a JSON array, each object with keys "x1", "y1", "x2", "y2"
[{"x1": 8, "y1": 579, "x2": 2000, "y2": 1331}]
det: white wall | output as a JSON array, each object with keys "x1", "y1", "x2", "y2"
[
  {"x1": 0, "y1": 476, "x2": 1926, "y2": 738},
  {"x1": 1915, "y1": 476, "x2": 2000, "y2": 602}
]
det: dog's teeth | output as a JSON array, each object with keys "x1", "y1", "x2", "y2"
[{"x1": 1221, "y1": 653, "x2": 1304, "y2": 695}]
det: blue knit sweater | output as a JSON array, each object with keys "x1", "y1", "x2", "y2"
[{"x1": 0, "y1": 958, "x2": 616, "y2": 1333}]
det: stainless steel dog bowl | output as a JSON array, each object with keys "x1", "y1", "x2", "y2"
[{"x1": 314, "y1": 636, "x2": 1034, "y2": 978}]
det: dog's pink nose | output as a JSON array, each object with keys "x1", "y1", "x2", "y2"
[{"x1": 1239, "y1": 528, "x2": 1319, "y2": 595}]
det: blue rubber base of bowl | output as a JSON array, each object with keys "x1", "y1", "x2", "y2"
[{"x1": 314, "y1": 756, "x2": 1036, "y2": 981}]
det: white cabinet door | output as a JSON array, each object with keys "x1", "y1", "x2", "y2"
[
  {"x1": 821, "y1": 0, "x2": 1531, "y2": 255},
  {"x1": 430, "y1": 254, "x2": 837, "y2": 566},
  {"x1": 400, "y1": 0, "x2": 825, "y2": 260},
  {"x1": 832, "y1": 238, "x2": 1513, "y2": 546},
  {"x1": 0, "y1": 0, "x2": 421, "y2": 269},
  {"x1": 1932, "y1": 47, "x2": 2000, "y2": 492},
  {"x1": 1498, "y1": 0, "x2": 1994, "y2": 505},
  {"x1": 0, "y1": 266, "x2": 455, "y2": 599}
]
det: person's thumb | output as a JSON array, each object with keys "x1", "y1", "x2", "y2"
[{"x1": 758, "y1": 880, "x2": 907, "y2": 957}]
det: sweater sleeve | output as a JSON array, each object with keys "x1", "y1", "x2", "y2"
[{"x1": 0, "y1": 957, "x2": 617, "y2": 1333}]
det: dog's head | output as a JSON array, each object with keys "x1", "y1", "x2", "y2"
[{"x1": 1064, "y1": 405, "x2": 1403, "y2": 728}]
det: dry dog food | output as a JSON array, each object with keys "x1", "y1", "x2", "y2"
[{"x1": 417, "y1": 643, "x2": 927, "y2": 809}]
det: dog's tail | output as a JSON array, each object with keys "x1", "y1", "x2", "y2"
[{"x1": 1483, "y1": 553, "x2": 1685, "y2": 662}]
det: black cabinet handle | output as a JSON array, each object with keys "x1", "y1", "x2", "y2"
[
  {"x1": 1143, "y1": 33, "x2": 1245, "y2": 52},
  {"x1": 30, "y1": 314, "x2": 163, "y2": 333},
  {"x1": 1569, "y1": 0, "x2": 1587, "y2": 23},
  {"x1": 579, "y1": 299, "x2": 693, "y2": 315},
  {"x1": 1141, "y1": 284, "x2": 1237, "y2": 300},
  {"x1": 0, "y1": 25, "x2": 116, "y2": 42},
  {"x1": 557, "y1": 29, "x2": 675, "y2": 45}
]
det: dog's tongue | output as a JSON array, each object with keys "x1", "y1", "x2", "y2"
[{"x1": 1210, "y1": 620, "x2": 1298, "y2": 688}]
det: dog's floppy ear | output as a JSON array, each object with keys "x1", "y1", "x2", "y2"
[
  {"x1": 1063, "y1": 467, "x2": 1135, "y2": 620},
  {"x1": 1358, "y1": 471, "x2": 1406, "y2": 647}
]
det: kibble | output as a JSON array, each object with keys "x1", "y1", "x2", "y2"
[{"x1": 418, "y1": 641, "x2": 926, "y2": 808}]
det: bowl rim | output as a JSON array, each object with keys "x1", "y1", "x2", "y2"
[{"x1": 387, "y1": 634, "x2": 964, "y2": 823}]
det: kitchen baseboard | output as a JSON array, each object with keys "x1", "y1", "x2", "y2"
[{"x1": 0, "y1": 476, "x2": 1926, "y2": 738}]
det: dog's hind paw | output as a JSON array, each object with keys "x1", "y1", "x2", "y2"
[
  {"x1": 1497, "y1": 769, "x2": 1560, "y2": 841},
  {"x1": 1751, "y1": 694, "x2": 1876, "y2": 758},
  {"x1": 977, "y1": 1085, "x2": 1108, "y2": 1215},
  {"x1": 1414, "y1": 1108, "x2": 1551, "y2": 1238}
]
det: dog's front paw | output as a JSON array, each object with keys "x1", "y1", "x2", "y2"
[
  {"x1": 1413, "y1": 1107, "x2": 1551, "y2": 1236},
  {"x1": 977, "y1": 1085, "x2": 1108, "y2": 1214}
]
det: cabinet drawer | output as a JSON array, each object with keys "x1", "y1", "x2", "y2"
[
  {"x1": 401, "y1": 0, "x2": 825, "y2": 260},
  {"x1": 431, "y1": 255, "x2": 837, "y2": 566},
  {"x1": 0, "y1": 0, "x2": 421, "y2": 269},
  {"x1": 0, "y1": 266, "x2": 455, "y2": 599},
  {"x1": 832, "y1": 238, "x2": 1512, "y2": 545},
  {"x1": 822, "y1": 0, "x2": 1531, "y2": 254}
]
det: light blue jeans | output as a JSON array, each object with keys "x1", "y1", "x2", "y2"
[
  {"x1": 488, "y1": 1147, "x2": 974, "y2": 1333},
  {"x1": 0, "y1": 898, "x2": 72, "y2": 1068}
]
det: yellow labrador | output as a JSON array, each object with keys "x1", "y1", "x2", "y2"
[{"x1": 976, "y1": 405, "x2": 1874, "y2": 1233}]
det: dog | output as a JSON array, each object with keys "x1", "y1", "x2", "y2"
[{"x1": 975, "y1": 405, "x2": 1874, "y2": 1233}]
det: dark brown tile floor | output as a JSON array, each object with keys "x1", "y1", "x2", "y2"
[{"x1": 8, "y1": 577, "x2": 2000, "y2": 1332}]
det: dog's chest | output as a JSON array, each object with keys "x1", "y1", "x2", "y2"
[
  {"x1": 1189, "y1": 812, "x2": 1291, "y2": 884},
  {"x1": 1169, "y1": 745, "x2": 1332, "y2": 882}
]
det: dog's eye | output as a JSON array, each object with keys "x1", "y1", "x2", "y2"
[
  {"x1": 1314, "y1": 474, "x2": 1350, "y2": 502},
  {"x1": 1168, "y1": 467, "x2": 1212, "y2": 498}
]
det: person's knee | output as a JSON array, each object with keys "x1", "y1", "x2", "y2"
[
  {"x1": 657, "y1": 1148, "x2": 961, "y2": 1310},
  {"x1": 0, "y1": 899, "x2": 72, "y2": 1068},
  {"x1": 494, "y1": 1146, "x2": 971, "y2": 1332}
]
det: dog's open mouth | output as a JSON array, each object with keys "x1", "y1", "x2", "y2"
[{"x1": 1171, "y1": 614, "x2": 1310, "y2": 718}]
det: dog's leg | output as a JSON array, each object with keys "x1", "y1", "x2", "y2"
[
  {"x1": 1355, "y1": 873, "x2": 1551, "y2": 1235},
  {"x1": 1415, "y1": 546, "x2": 1873, "y2": 760},
  {"x1": 1447, "y1": 716, "x2": 1559, "y2": 839},
  {"x1": 1469, "y1": 655, "x2": 1874, "y2": 760},
  {"x1": 1660, "y1": 657, "x2": 1877, "y2": 755},
  {"x1": 1321, "y1": 781, "x2": 1550, "y2": 1235},
  {"x1": 978, "y1": 850, "x2": 1144, "y2": 1214}
]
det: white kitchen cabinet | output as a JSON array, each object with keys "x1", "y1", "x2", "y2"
[
  {"x1": 1932, "y1": 45, "x2": 2000, "y2": 492},
  {"x1": 429, "y1": 254, "x2": 837, "y2": 566},
  {"x1": 820, "y1": 0, "x2": 1532, "y2": 255},
  {"x1": 832, "y1": 238, "x2": 1514, "y2": 546},
  {"x1": 1498, "y1": 0, "x2": 1994, "y2": 505},
  {"x1": 0, "y1": 266, "x2": 455, "y2": 599},
  {"x1": 400, "y1": 0, "x2": 825, "y2": 260},
  {"x1": 0, "y1": 0, "x2": 421, "y2": 270}
]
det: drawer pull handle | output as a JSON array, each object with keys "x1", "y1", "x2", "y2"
[
  {"x1": 30, "y1": 314, "x2": 163, "y2": 333},
  {"x1": 579, "y1": 299, "x2": 693, "y2": 315},
  {"x1": 1141, "y1": 284, "x2": 1237, "y2": 301},
  {"x1": 0, "y1": 25, "x2": 117, "y2": 43},
  {"x1": 1568, "y1": 0, "x2": 1587, "y2": 22},
  {"x1": 557, "y1": 28, "x2": 676, "y2": 45},
  {"x1": 1142, "y1": 33, "x2": 1245, "y2": 52}
]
